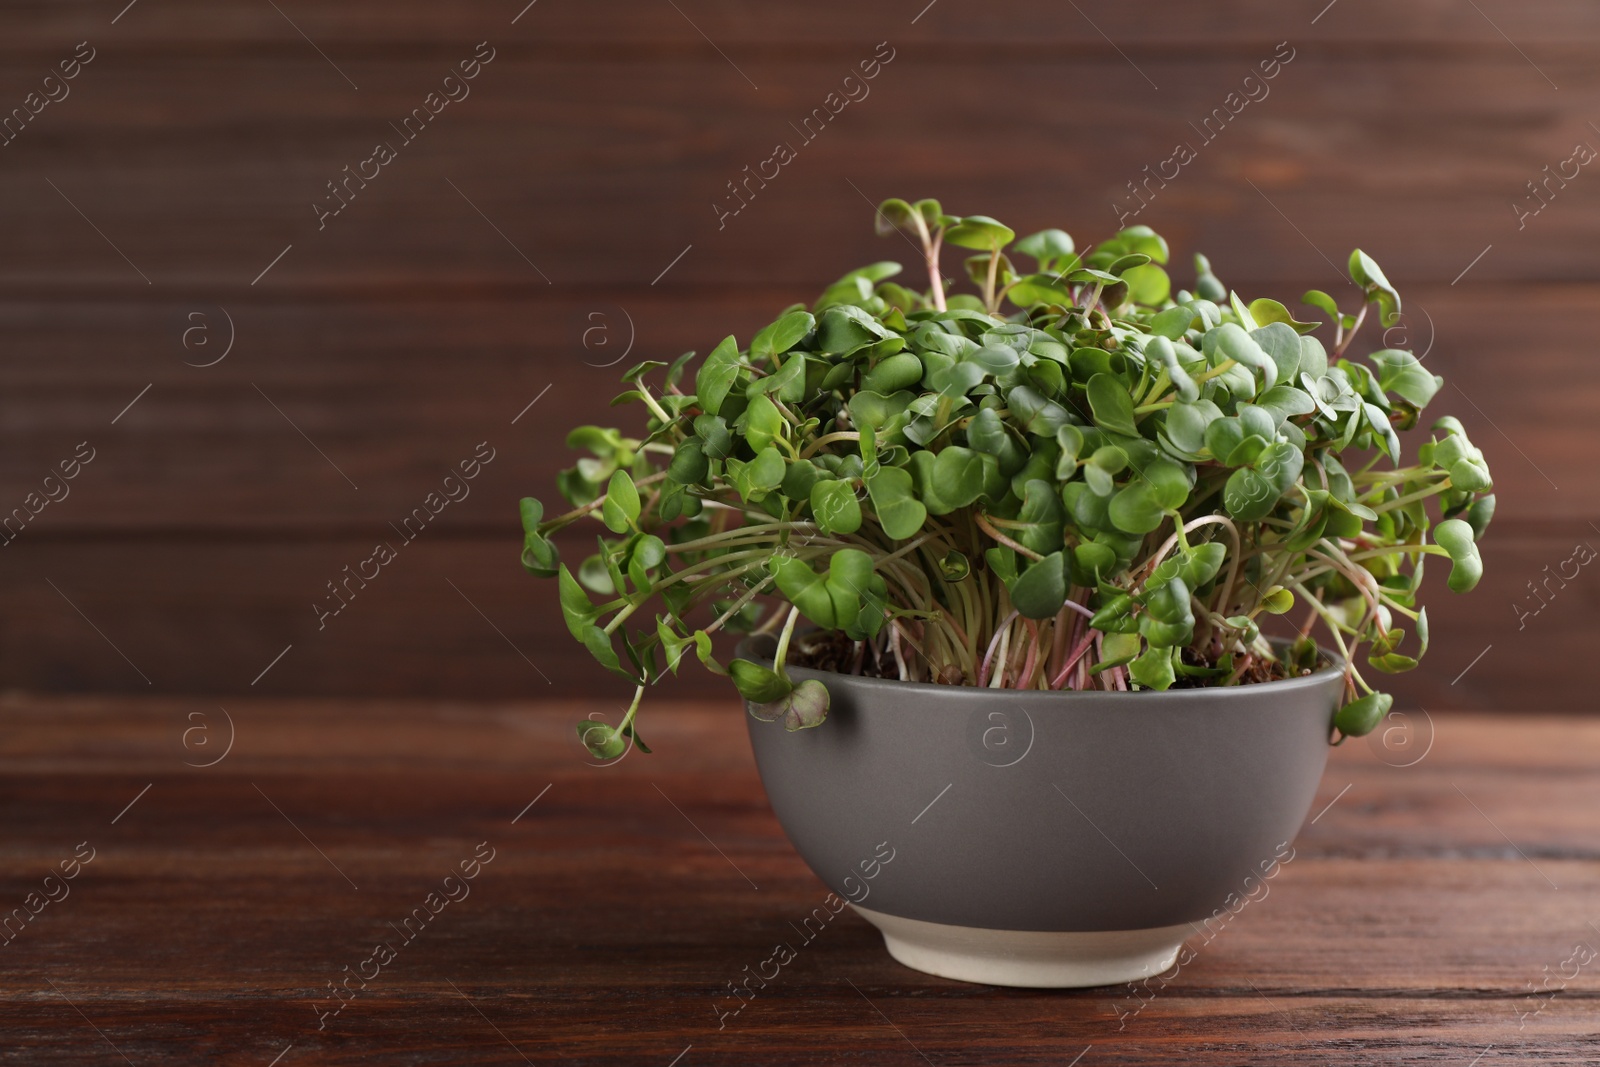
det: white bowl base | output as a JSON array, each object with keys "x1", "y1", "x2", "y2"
[{"x1": 852, "y1": 904, "x2": 1190, "y2": 989}]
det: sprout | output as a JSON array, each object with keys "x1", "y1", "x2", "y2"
[{"x1": 522, "y1": 200, "x2": 1495, "y2": 757}]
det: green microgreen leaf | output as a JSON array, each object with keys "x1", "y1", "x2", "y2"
[{"x1": 520, "y1": 200, "x2": 1495, "y2": 747}]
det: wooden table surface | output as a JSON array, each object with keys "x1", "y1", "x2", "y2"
[{"x1": 2, "y1": 695, "x2": 1597, "y2": 1065}]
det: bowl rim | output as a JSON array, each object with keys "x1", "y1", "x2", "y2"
[{"x1": 735, "y1": 633, "x2": 1346, "y2": 703}]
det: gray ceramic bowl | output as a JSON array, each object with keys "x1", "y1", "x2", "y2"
[{"x1": 738, "y1": 635, "x2": 1344, "y2": 987}]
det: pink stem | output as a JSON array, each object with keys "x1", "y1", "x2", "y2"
[
  {"x1": 1051, "y1": 629, "x2": 1098, "y2": 689},
  {"x1": 1018, "y1": 620, "x2": 1041, "y2": 690},
  {"x1": 977, "y1": 610, "x2": 1020, "y2": 688},
  {"x1": 1049, "y1": 610, "x2": 1071, "y2": 681},
  {"x1": 1061, "y1": 598, "x2": 1096, "y2": 620}
]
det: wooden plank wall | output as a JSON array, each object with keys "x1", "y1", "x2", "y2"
[{"x1": 0, "y1": 0, "x2": 1594, "y2": 708}]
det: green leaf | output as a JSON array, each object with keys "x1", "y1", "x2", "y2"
[
  {"x1": 842, "y1": 260, "x2": 905, "y2": 285},
  {"x1": 966, "y1": 406, "x2": 1027, "y2": 474},
  {"x1": 1091, "y1": 631, "x2": 1139, "y2": 670},
  {"x1": 1334, "y1": 692, "x2": 1393, "y2": 738},
  {"x1": 1223, "y1": 467, "x2": 1279, "y2": 522},
  {"x1": 771, "y1": 555, "x2": 835, "y2": 628},
  {"x1": 1121, "y1": 263, "x2": 1171, "y2": 306},
  {"x1": 1251, "y1": 323, "x2": 1304, "y2": 385},
  {"x1": 750, "y1": 353, "x2": 807, "y2": 403},
  {"x1": 1142, "y1": 458, "x2": 1191, "y2": 509},
  {"x1": 985, "y1": 545, "x2": 1019, "y2": 588},
  {"x1": 1069, "y1": 541, "x2": 1118, "y2": 586},
  {"x1": 518, "y1": 496, "x2": 544, "y2": 534},
  {"x1": 1144, "y1": 575, "x2": 1192, "y2": 625},
  {"x1": 695, "y1": 335, "x2": 742, "y2": 416},
  {"x1": 1301, "y1": 289, "x2": 1341, "y2": 319},
  {"x1": 1368, "y1": 349, "x2": 1442, "y2": 407},
  {"x1": 1014, "y1": 228, "x2": 1075, "y2": 263},
  {"x1": 557, "y1": 564, "x2": 597, "y2": 640},
  {"x1": 969, "y1": 344, "x2": 1021, "y2": 375},
  {"x1": 1467, "y1": 494, "x2": 1496, "y2": 540},
  {"x1": 811, "y1": 478, "x2": 863, "y2": 535},
  {"x1": 1117, "y1": 225, "x2": 1170, "y2": 264},
  {"x1": 1108, "y1": 481, "x2": 1166, "y2": 535},
  {"x1": 1261, "y1": 586, "x2": 1295, "y2": 614},
  {"x1": 1008, "y1": 385, "x2": 1073, "y2": 436},
  {"x1": 1368, "y1": 650, "x2": 1419, "y2": 674},
  {"x1": 1225, "y1": 615, "x2": 1261, "y2": 644},
  {"x1": 579, "y1": 553, "x2": 616, "y2": 595},
  {"x1": 1180, "y1": 542, "x2": 1227, "y2": 589},
  {"x1": 1434, "y1": 518, "x2": 1483, "y2": 592},
  {"x1": 848, "y1": 389, "x2": 913, "y2": 434},
  {"x1": 781, "y1": 458, "x2": 822, "y2": 502},
  {"x1": 727, "y1": 450, "x2": 782, "y2": 503},
  {"x1": 1068, "y1": 267, "x2": 1122, "y2": 286},
  {"x1": 742, "y1": 393, "x2": 785, "y2": 452},
  {"x1": 1255, "y1": 440, "x2": 1304, "y2": 494},
  {"x1": 1010, "y1": 552, "x2": 1067, "y2": 619},
  {"x1": 826, "y1": 549, "x2": 876, "y2": 625},
  {"x1": 566, "y1": 424, "x2": 625, "y2": 457},
  {"x1": 656, "y1": 618, "x2": 693, "y2": 674},
  {"x1": 1248, "y1": 298, "x2": 1320, "y2": 334},
  {"x1": 819, "y1": 305, "x2": 890, "y2": 354},
  {"x1": 1006, "y1": 273, "x2": 1075, "y2": 307},
  {"x1": 1194, "y1": 253, "x2": 1226, "y2": 302},
  {"x1": 621, "y1": 360, "x2": 667, "y2": 385},
  {"x1": 1062, "y1": 480, "x2": 1111, "y2": 530},
  {"x1": 945, "y1": 215, "x2": 1016, "y2": 251},
  {"x1": 576, "y1": 720, "x2": 626, "y2": 760},
  {"x1": 1129, "y1": 645, "x2": 1176, "y2": 690},
  {"x1": 929, "y1": 358, "x2": 985, "y2": 397},
  {"x1": 1015, "y1": 479, "x2": 1065, "y2": 556},
  {"x1": 749, "y1": 677, "x2": 830, "y2": 731},
  {"x1": 667, "y1": 438, "x2": 709, "y2": 484},
  {"x1": 519, "y1": 497, "x2": 559, "y2": 576},
  {"x1": 582, "y1": 625, "x2": 625, "y2": 676},
  {"x1": 1255, "y1": 385, "x2": 1317, "y2": 425},
  {"x1": 1147, "y1": 306, "x2": 1195, "y2": 340},
  {"x1": 910, "y1": 446, "x2": 988, "y2": 515},
  {"x1": 694, "y1": 631, "x2": 726, "y2": 675},
  {"x1": 1206, "y1": 322, "x2": 1277, "y2": 392},
  {"x1": 865, "y1": 466, "x2": 927, "y2": 539},
  {"x1": 749, "y1": 311, "x2": 816, "y2": 360},
  {"x1": 874, "y1": 197, "x2": 918, "y2": 236},
  {"x1": 1349, "y1": 249, "x2": 1402, "y2": 327},
  {"x1": 665, "y1": 349, "x2": 697, "y2": 388},
  {"x1": 1086, "y1": 373, "x2": 1139, "y2": 437},
  {"x1": 861, "y1": 352, "x2": 924, "y2": 394},
  {"x1": 730, "y1": 659, "x2": 792, "y2": 704},
  {"x1": 1107, "y1": 252, "x2": 1152, "y2": 275},
  {"x1": 1165, "y1": 399, "x2": 1222, "y2": 454},
  {"x1": 941, "y1": 549, "x2": 971, "y2": 581},
  {"x1": 694, "y1": 414, "x2": 735, "y2": 459},
  {"x1": 600, "y1": 471, "x2": 640, "y2": 533}
]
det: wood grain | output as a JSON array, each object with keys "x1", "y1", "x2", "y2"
[
  {"x1": 0, "y1": 52, "x2": 1592, "y2": 289},
  {"x1": 0, "y1": 700, "x2": 1595, "y2": 1064},
  {"x1": 4, "y1": 0, "x2": 1600, "y2": 50}
]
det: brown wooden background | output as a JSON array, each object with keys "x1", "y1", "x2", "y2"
[{"x1": 1, "y1": 0, "x2": 1596, "y2": 710}]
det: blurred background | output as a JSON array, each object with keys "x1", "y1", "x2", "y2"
[{"x1": 0, "y1": 0, "x2": 1593, "y2": 712}]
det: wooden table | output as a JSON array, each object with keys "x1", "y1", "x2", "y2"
[{"x1": 2, "y1": 695, "x2": 1596, "y2": 1065}]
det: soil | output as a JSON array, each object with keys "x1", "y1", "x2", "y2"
[
  {"x1": 789, "y1": 629, "x2": 899, "y2": 679},
  {"x1": 787, "y1": 630, "x2": 1310, "y2": 689},
  {"x1": 1167, "y1": 646, "x2": 1297, "y2": 688}
]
